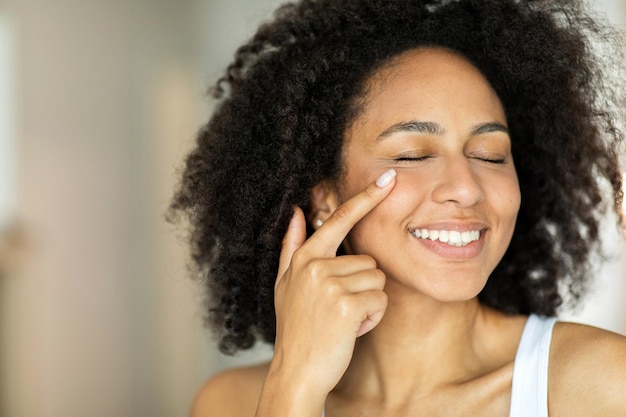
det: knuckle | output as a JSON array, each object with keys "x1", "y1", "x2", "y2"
[
  {"x1": 290, "y1": 246, "x2": 309, "y2": 267},
  {"x1": 358, "y1": 255, "x2": 377, "y2": 269},
  {"x1": 364, "y1": 183, "x2": 378, "y2": 201},
  {"x1": 379, "y1": 290, "x2": 389, "y2": 303},
  {"x1": 324, "y1": 279, "x2": 342, "y2": 297},
  {"x1": 373, "y1": 269, "x2": 387, "y2": 286},
  {"x1": 332, "y1": 204, "x2": 350, "y2": 222},
  {"x1": 374, "y1": 290, "x2": 389, "y2": 307},
  {"x1": 336, "y1": 296, "x2": 354, "y2": 317},
  {"x1": 304, "y1": 259, "x2": 325, "y2": 281}
]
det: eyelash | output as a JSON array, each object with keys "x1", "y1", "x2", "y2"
[
  {"x1": 392, "y1": 156, "x2": 506, "y2": 164},
  {"x1": 476, "y1": 157, "x2": 506, "y2": 164},
  {"x1": 393, "y1": 156, "x2": 431, "y2": 163}
]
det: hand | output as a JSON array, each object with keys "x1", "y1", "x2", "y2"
[{"x1": 271, "y1": 169, "x2": 397, "y2": 398}]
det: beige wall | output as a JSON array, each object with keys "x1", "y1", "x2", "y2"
[
  {"x1": 0, "y1": 0, "x2": 207, "y2": 416},
  {"x1": 0, "y1": 1, "x2": 624, "y2": 417}
]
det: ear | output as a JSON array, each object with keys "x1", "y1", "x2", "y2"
[{"x1": 308, "y1": 179, "x2": 340, "y2": 229}]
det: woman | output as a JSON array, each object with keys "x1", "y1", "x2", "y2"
[{"x1": 170, "y1": 0, "x2": 626, "y2": 415}]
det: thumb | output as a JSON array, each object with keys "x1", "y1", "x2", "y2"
[{"x1": 276, "y1": 206, "x2": 307, "y2": 281}]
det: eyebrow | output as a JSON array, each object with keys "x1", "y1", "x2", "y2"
[
  {"x1": 376, "y1": 120, "x2": 509, "y2": 140},
  {"x1": 378, "y1": 121, "x2": 443, "y2": 138},
  {"x1": 471, "y1": 122, "x2": 509, "y2": 135}
]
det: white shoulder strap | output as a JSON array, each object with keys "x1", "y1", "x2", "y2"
[{"x1": 509, "y1": 314, "x2": 558, "y2": 417}]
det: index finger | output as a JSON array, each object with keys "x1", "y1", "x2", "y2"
[{"x1": 312, "y1": 168, "x2": 396, "y2": 256}]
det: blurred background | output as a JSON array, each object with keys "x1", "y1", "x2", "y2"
[{"x1": 0, "y1": 0, "x2": 624, "y2": 416}]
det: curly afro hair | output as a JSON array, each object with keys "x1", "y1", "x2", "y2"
[{"x1": 169, "y1": 0, "x2": 625, "y2": 354}]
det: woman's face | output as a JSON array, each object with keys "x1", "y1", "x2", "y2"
[{"x1": 336, "y1": 48, "x2": 520, "y2": 302}]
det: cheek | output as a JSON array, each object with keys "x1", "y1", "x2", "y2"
[
  {"x1": 380, "y1": 171, "x2": 428, "y2": 209},
  {"x1": 508, "y1": 173, "x2": 521, "y2": 211},
  {"x1": 495, "y1": 175, "x2": 521, "y2": 226},
  {"x1": 338, "y1": 160, "x2": 376, "y2": 201},
  {"x1": 348, "y1": 171, "x2": 427, "y2": 230},
  {"x1": 338, "y1": 161, "x2": 401, "y2": 202}
]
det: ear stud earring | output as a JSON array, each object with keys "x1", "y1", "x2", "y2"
[{"x1": 314, "y1": 219, "x2": 324, "y2": 228}]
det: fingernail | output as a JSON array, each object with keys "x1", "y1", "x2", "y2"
[{"x1": 375, "y1": 169, "x2": 396, "y2": 188}]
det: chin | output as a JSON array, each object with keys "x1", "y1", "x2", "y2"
[{"x1": 390, "y1": 272, "x2": 488, "y2": 304}]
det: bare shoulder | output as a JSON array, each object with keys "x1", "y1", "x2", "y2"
[
  {"x1": 190, "y1": 361, "x2": 270, "y2": 417},
  {"x1": 549, "y1": 321, "x2": 626, "y2": 417}
]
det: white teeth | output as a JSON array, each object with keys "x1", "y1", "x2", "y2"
[
  {"x1": 411, "y1": 228, "x2": 481, "y2": 247},
  {"x1": 449, "y1": 231, "x2": 461, "y2": 245}
]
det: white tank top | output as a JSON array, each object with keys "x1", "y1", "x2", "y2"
[
  {"x1": 509, "y1": 314, "x2": 557, "y2": 417},
  {"x1": 322, "y1": 314, "x2": 557, "y2": 417}
]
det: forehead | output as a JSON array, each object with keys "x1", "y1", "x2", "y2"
[
  {"x1": 347, "y1": 47, "x2": 506, "y2": 135},
  {"x1": 366, "y1": 47, "x2": 494, "y2": 96}
]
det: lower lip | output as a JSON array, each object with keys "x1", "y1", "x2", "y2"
[{"x1": 411, "y1": 232, "x2": 485, "y2": 259}]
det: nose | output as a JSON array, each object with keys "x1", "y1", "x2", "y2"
[{"x1": 431, "y1": 156, "x2": 485, "y2": 208}]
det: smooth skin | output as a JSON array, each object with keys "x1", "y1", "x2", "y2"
[{"x1": 191, "y1": 49, "x2": 626, "y2": 417}]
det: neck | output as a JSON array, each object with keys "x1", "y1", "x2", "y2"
[{"x1": 333, "y1": 284, "x2": 511, "y2": 406}]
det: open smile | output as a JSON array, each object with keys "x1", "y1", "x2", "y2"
[{"x1": 410, "y1": 228, "x2": 482, "y2": 247}]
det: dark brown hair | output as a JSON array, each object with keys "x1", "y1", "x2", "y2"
[{"x1": 170, "y1": 0, "x2": 624, "y2": 353}]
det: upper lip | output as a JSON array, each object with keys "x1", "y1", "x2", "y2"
[{"x1": 408, "y1": 221, "x2": 488, "y2": 232}]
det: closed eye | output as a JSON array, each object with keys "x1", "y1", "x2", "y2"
[
  {"x1": 393, "y1": 154, "x2": 432, "y2": 163},
  {"x1": 473, "y1": 157, "x2": 506, "y2": 164}
]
